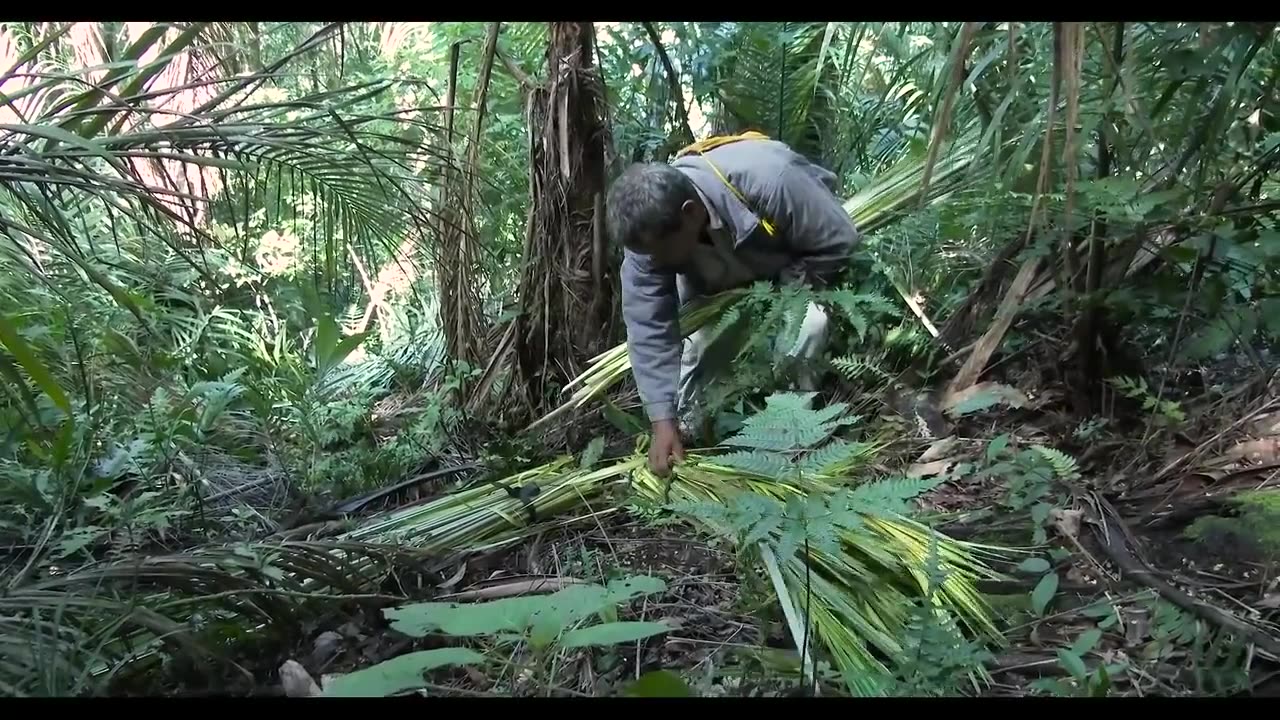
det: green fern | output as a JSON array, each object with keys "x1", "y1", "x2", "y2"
[
  {"x1": 824, "y1": 289, "x2": 901, "y2": 342},
  {"x1": 1107, "y1": 375, "x2": 1186, "y2": 425},
  {"x1": 777, "y1": 493, "x2": 850, "y2": 559},
  {"x1": 832, "y1": 355, "x2": 895, "y2": 385},
  {"x1": 842, "y1": 476, "x2": 945, "y2": 519},
  {"x1": 722, "y1": 392, "x2": 853, "y2": 452},
  {"x1": 690, "y1": 392, "x2": 937, "y2": 564},
  {"x1": 682, "y1": 489, "x2": 859, "y2": 561},
  {"x1": 797, "y1": 439, "x2": 874, "y2": 475},
  {"x1": 705, "y1": 303, "x2": 744, "y2": 348},
  {"x1": 1029, "y1": 446, "x2": 1079, "y2": 482},
  {"x1": 889, "y1": 537, "x2": 993, "y2": 696},
  {"x1": 714, "y1": 450, "x2": 794, "y2": 479}
]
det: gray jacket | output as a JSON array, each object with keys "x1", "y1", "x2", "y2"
[{"x1": 620, "y1": 138, "x2": 862, "y2": 423}]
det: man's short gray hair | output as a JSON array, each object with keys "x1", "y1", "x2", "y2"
[{"x1": 606, "y1": 162, "x2": 699, "y2": 254}]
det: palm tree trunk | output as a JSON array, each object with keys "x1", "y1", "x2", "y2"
[{"x1": 513, "y1": 22, "x2": 615, "y2": 419}]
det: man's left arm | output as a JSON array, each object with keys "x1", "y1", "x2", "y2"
[{"x1": 759, "y1": 163, "x2": 862, "y2": 286}]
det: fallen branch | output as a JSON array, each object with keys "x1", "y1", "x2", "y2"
[
  {"x1": 1151, "y1": 394, "x2": 1280, "y2": 483},
  {"x1": 1091, "y1": 508, "x2": 1280, "y2": 659},
  {"x1": 330, "y1": 463, "x2": 480, "y2": 516},
  {"x1": 437, "y1": 576, "x2": 587, "y2": 602},
  {"x1": 945, "y1": 256, "x2": 1041, "y2": 398}
]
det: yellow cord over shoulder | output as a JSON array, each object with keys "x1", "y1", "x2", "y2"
[{"x1": 672, "y1": 132, "x2": 777, "y2": 237}]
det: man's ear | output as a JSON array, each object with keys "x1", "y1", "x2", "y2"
[{"x1": 680, "y1": 198, "x2": 706, "y2": 223}]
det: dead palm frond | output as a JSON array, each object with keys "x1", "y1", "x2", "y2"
[{"x1": 0, "y1": 539, "x2": 426, "y2": 696}]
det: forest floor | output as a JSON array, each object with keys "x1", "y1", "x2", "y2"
[{"x1": 247, "y1": 342, "x2": 1280, "y2": 699}]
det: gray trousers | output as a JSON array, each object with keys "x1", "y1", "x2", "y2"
[{"x1": 676, "y1": 242, "x2": 831, "y2": 433}]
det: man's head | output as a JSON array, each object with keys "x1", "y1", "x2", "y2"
[{"x1": 606, "y1": 162, "x2": 709, "y2": 269}]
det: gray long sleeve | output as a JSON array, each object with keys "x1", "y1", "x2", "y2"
[{"x1": 621, "y1": 249, "x2": 681, "y2": 422}]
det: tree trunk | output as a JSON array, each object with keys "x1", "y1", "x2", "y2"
[
  {"x1": 436, "y1": 42, "x2": 487, "y2": 374},
  {"x1": 513, "y1": 22, "x2": 615, "y2": 419}
]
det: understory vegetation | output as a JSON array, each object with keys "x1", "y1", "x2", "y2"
[{"x1": 1, "y1": 21, "x2": 1278, "y2": 697}]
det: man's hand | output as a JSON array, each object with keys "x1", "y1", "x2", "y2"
[{"x1": 648, "y1": 419, "x2": 686, "y2": 476}]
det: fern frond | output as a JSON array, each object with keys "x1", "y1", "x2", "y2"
[
  {"x1": 723, "y1": 393, "x2": 852, "y2": 452},
  {"x1": 798, "y1": 439, "x2": 875, "y2": 476},
  {"x1": 1030, "y1": 446, "x2": 1079, "y2": 481},
  {"x1": 825, "y1": 289, "x2": 901, "y2": 342},
  {"x1": 832, "y1": 355, "x2": 894, "y2": 385},
  {"x1": 776, "y1": 287, "x2": 817, "y2": 358},
  {"x1": 842, "y1": 476, "x2": 945, "y2": 519},
  {"x1": 713, "y1": 451, "x2": 793, "y2": 479},
  {"x1": 705, "y1": 303, "x2": 744, "y2": 347}
]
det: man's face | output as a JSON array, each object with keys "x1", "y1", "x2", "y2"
[{"x1": 647, "y1": 199, "x2": 707, "y2": 271}]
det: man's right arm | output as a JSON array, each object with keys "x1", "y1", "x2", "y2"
[{"x1": 620, "y1": 249, "x2": 681, "y2": 423}]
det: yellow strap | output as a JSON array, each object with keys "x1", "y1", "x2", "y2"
[
  {"x1": 673, "y1": 132, "x2": 777, "y2": 237},
  {"x1": 673, "y1": 130, "x2": 770, "y2": 159}
]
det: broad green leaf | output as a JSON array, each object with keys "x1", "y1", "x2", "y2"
[
  {"x1": 528, "y1": 611, "x2": 563, "y2": 650},
  {"x1": 323, "y1": 648, "x2": 487, "y2": 697},
  {"x1": 623, "y1": 669, "x2": 693, "y2": 697},
  {"x1": 1031, "y1": 572, "x2": 1059, "y2": 616},
  {"x1": 1070, "y1": 628, "x2": 1103, "y2": 657},
  {"x1": 986, "y1": 433, "x2": 1011, "y2": 460},
  {"x1": 603, "y1": 397, "x2": 648, "y2": 436},
  {"x1": 1081, "y1": 601, "x2": 1115, "y2": 619},
  {"x1": 1015, "y1": 557, "x2": 1050, "y2": 574},
  {"x1": 385, "y1": 576, "x2": 666, "y2": 638},
  {"x1": 1088, "y1": 665, "x2": 1111, "y2": 697},
  {"x1": 314, "y1": 314, "x2": 339, "y2": 368},
  {"x1": 0, "y1": 313, "x2": 70, "y2": 415},
  {"x1": 945, "y1": 383, "x2": 1028, "y2": 417},
  {"x1": 1056, "y1": 648, "x2": 1088, "y2": 681},
  {"x1": 559, "y1": 621, "x2": 672, "y2": 648},
  {"x1": 329, "y1": 332, "x2": 369, "y2": 368},
  {"x1": 1030, "y1": 502, "x2": 1053, "y2": 527}
]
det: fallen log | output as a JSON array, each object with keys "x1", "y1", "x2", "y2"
[{"x1": 1090, "y1": 505, "x2": 1280, "y2": 659}]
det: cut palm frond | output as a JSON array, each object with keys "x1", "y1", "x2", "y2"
[
  {"x1": 340, "y1": 445, "x2": 1005, "y2": 697},
  {"x1": 1, "y1": 438, "x2": 999, "y2": 697},
  {"x1": 627, "y1": 456, "x2": 1005, "y2": 696},
  {"x1": 340, "y1": 455, "x2": 644, "y2": 550}
]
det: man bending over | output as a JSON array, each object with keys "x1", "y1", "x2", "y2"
[{"x1": 606, "y1": 133, "x2": 862, "y2": 475}]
